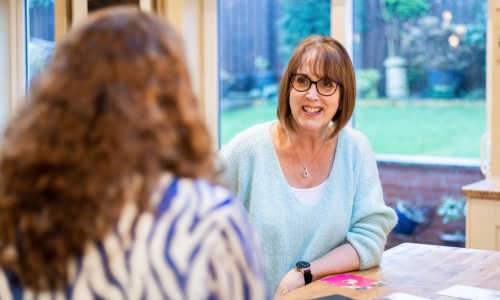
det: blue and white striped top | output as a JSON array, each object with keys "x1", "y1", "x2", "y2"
[{"x1": 0, "y1": 175, "x2": 268, "y2": 300}]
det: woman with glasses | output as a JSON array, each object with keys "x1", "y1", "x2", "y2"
[
  {"x1": 218, "y1": 35, "x2": 397, "y2": 298},
  {"x1": 0, "y1": 8, "x2": 267, "y2": 299}
]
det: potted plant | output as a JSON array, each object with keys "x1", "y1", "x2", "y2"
[
  {"x1": 220, "y1": 69, "x2": 234, "y2": 96},
  {"x1": 355, "y1": 68, "x2": 382, "y2": 99},
  {"x1": 401, "y1": 16, "x2": 486, "y2": 98},
  {"x1": 393, "y1": 200, "x2": 426, "y2": 235},
  {"x1": 437, "y1": 195, "x2": 466, "y2": 247},
  {"x1": 253, "y1": 55, "x2": 275, "y2": 90},
  {"x1": 378, "y1": 0, "x2": 429, "y2": 98},
  {"x1": 232, "y1": 73, "x2": 251, "y2": 92}
]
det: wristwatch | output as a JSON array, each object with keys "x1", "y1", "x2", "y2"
[{"x1": 295, "y1": 261, "x2": 312, "y2": 285}]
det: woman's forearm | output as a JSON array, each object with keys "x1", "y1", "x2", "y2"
[{"x1": 309, "y1": 243, "x2": 361, "y2": 281}]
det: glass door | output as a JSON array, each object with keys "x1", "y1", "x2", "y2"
[
  {"x1": 26, "y1": 0, "x2": 56, "y2": 87},
  {"x1": 218, "y1": 0, "x2": 332, "y2": 147},
  {"x1": 352, "y1": 0, "x2": 487, "y2": 159}
]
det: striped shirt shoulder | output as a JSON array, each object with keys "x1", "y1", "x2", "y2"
[{"x1": 0, "y1": 176, "x2": 268, "y2": 300}]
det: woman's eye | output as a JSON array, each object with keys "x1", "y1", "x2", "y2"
[
  {"x1": 322, "y1": 81, "x2": 333, "y2": 87},
  {"x1": 297, "y1": 78, "x2": 307, "y2": 84}
]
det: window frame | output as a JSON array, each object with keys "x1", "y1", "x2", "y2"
[
  {"x1": 213, "y1": 0, "x2": 350, "y2": 147},
  {"x1": 160, "y1": 0, "x2": 219, "y2": 149},
  {"x1": 8, "y1": 0, "x2": 69, "y2": 118},
  {"x1": 487, "y1": 0, "x2": 498, "y2": 176},
  {"x1": 211, "y1": 0, "x2": 497, "y2": 170},
  {"x1": 72, "y1": 0, "x2": 154, "y2": 25},
  {"x1": 9, "y1": 0, "x2": 25, "y2": 117},
  {"x1": 5, "y1": 0, "x2": 498, "y2": 174}
]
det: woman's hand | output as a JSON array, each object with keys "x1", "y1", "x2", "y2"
[{"x1": 273, "y1": 268, "x2": 305, "y2": 299}]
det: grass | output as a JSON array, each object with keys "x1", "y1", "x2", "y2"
[
  {"x1": 221, "y1": 101, "x2": 279, "y2": 145},
  {"x1": 220, "y1": 100, "x2": 486, "y2": 158}
]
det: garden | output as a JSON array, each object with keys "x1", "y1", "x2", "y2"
[
  {"x1": 221, "y1": 100, "x2": 485, "y2": 158},
  {"x1": 220, "y1": 0, "x2": 487, "y2": 159},
  {"x1": 27, "y1": 0, "x2": 56, "y2": 82}
]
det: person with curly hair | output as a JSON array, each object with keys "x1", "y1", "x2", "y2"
[{"x1": 0, "y1": 7, "x2": 266, "y2": 299}]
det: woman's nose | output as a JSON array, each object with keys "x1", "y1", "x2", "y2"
[{"x1": 306, "y1": 83, "x2": 319, "y2": 100}]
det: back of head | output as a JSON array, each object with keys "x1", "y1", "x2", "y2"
[{"x1": 0, "y1": 7, "x2": 213, "y2": 290}]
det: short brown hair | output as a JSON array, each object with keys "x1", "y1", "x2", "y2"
[
  {"x1": 277, "y1": 35, "x2": 356, "y2": 139},
  {"x1": 0, "y1": 7, "x2": 214, "y2": 290}
]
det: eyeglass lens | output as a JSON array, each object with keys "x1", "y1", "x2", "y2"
[{"x1": 291, "y1": 75, "x2": 338, "y2": 96}]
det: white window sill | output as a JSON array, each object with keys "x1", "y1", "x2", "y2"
[{"x1": 374, "y1": 153, "x2": 481, "y2": 168}]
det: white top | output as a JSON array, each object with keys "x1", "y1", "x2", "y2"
[{"x1": 290, "y1": 180, "x2": 327, "y2": 205}]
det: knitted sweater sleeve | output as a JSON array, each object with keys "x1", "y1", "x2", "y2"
[
  {"x1": 217, "y1": 141, "x2": 240, "y2": 195},
  {"x1": 345, "y1": 134, "x2": 398, "y2": 270},
  {"x1": 217, "y1": 131, "x2": 254, "y2": 205}
]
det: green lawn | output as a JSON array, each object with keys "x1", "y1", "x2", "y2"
[{"x1": 221, "y1": 100, "x2": 486, "y2": 158}]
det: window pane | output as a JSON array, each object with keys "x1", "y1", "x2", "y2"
[
  {"x1": 219, "y1": 0, "x2": 331, "y2": 146},
  {"x1": 352, "y1": 0, "x2": 487, "y2": 158},
  {"x1": 27, "y1": 0, "x2": 55, "y2": 86}
]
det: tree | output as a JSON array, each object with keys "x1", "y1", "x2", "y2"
[
  {"x1": 29, "y1": 0, "x2": 54, "y2": 9},
  {"x1": 378, "y1": 0, "x2": 429, "y2": 57},
  {"x1": 278, "y1": 0, "x2": 330, "y2": 70}
]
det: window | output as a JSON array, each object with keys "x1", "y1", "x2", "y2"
[
  {"x1": 219, "y1": 0, "x2": 331, "y2": 146},
  {"x1": 352, "y1": 0, "x2": 487, "y2": 159},
  {"x1": 27, "y1": 0, "x2": 56, "y2": 87}
]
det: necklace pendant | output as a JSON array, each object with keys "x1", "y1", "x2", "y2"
[{"x1": 302, "y1": 169, "x2": 309, "y2": 178}]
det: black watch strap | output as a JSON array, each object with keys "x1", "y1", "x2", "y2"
[
  {"x1": 295, "y1": 261, "x2": 312, "y2": 285},
  {"x1": 304, "y1": 268, "x2": 312, "y2": 285}
]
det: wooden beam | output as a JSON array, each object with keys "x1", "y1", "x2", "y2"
[
  {"x1": 9, "y1": 0, "x2": 24, "y2": 117},
  {"x1": 163, "y1": 0, "x2": 183, "y2": 34},
  {"x1": 490, "y1": 0, "x2": 500, "y2": 176},
  {"x1": 202, "y1": 0, "x2": 219, "y2": 148},
  {"x1": 55, "y1": 0, "x2": 70, "y2": 41},
  {"x1": 72, "y1": 0, "x2": 87, "y2": 26},
  {"x1": 330, "y1": 0, "x2": 345, "y2": 44}
]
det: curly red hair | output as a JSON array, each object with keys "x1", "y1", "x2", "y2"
[{"x1": 0, "y1": 7, "x2": 214, "y2": 290}]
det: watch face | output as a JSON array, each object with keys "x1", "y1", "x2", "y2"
[{"x1": 295, "y1": 261, "x2": 310, "y2": 269}]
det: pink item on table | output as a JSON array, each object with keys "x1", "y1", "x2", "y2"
[{"x1": 319, "y1": 274, "x2": 389, "y2": 290}]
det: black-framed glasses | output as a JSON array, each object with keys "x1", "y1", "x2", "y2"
[{"x1": 289, "y1": 74, "x2": 342, "y2": 96}]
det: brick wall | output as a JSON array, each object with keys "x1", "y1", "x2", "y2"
[{"x1": 376, "y1": 161, "x2": 484, "y2": 249}]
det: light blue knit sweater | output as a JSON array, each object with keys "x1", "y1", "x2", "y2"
[{"x1": 218, "y1": 121, "x2": 398, "y2": 295}]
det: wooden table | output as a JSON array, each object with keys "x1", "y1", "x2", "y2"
[{"x1": 281, "y1": 243, "x2": 500, "y2": 300}]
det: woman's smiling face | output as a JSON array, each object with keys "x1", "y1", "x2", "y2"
[{"x1": 289, "y1": 54, "x2": 341, "y2": 133}]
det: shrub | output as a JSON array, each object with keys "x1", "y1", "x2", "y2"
[
  {"x1": 29, "y1": 0, "x2": 54, "y2": 8},
  {"x1": 355, "y1": 69, "x2": 381, "y2": 99},
  {"x1": 278, "y1": 0, "x2": 330, "y2": 70},
  {"x1": 401, "y1": 16, "x2": 486, "y2": 71},
  {"x1": 437, "y1": 195, "x2": 466, "y2": 224},
  {"x1": 28, "y1": 38, "x2": 55, "y2": 79}
]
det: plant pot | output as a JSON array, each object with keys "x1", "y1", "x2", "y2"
[
  {"x1": 253, "y1": 71, "x2": 275, "y2": 89},
  {"x1": 427, "y1": 70, "x2": 464, "y2": 99},
  {"x1": 220, "y1": 91, "x2": 253, "y2": 111},
  {"x1": 383, "y1": 56, "x2": 409, "y2": 99},
  {"x1": 440, "y1": 233, "x2": 466, "y2": 248},
  {"x1": 221, "y1": 80, "x2": 232, "y2": 96},
  {"x1": 232, "y1": 73, "x2": 251, "y2": 91},
  {"x1": 393, "y1": 200, "x2": 426, "y2": 235}
]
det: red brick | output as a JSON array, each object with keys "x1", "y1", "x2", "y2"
[
  {"x1": 445, "y1": 178, "x2": 478, "y2": 186},
  {"x1": 432, "y1": 187, "x2": 459, "y2": 193},
  {"x1": 377, "y1": 163, "x2": 480, "y2": 249}
]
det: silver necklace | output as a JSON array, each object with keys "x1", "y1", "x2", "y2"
[{"x1": 287, "y1": 130, "x2": 327, "y2": 178}]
